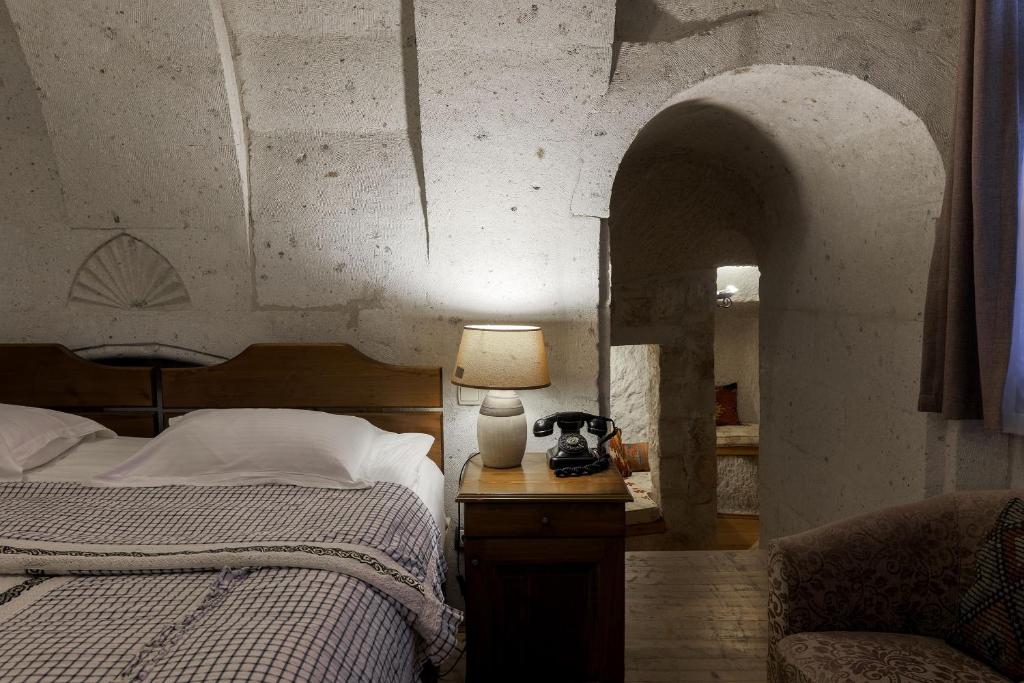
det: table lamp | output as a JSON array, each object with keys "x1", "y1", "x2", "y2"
[{"x1": 452, "y1": 324, "x2": 550, "y2": 468}]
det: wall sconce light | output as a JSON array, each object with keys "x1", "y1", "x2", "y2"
[{"x1": 716, "y1": 285, "x2": 739, "y2": 308}]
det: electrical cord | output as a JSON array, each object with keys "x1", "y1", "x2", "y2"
[
  {"x1": 454, "y1": 452, "x2": 478, "y2": 597},
  {"x1": 439, "y1": 452, "x2": 478, "y2": 680},
  {"x1": 552, "y1": 422, "x2": 620, "y2": 478}
]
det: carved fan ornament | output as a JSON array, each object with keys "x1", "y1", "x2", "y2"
[{"x1": 70, "y1": 234, "x2": 190, "y2": 309}]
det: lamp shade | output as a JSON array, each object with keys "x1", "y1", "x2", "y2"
[{"x1": 452, "y1": 325, "x2": 550, "y2": 390}]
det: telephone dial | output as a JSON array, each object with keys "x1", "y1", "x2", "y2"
[{"x1": 532, "y1": 412, "x2": 618, "y2": 477}]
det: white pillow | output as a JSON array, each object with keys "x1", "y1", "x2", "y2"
[
  {"x1": 0, "y1": 404, "x2": 115, "y2": 480},
  {"x1": 90, "y1": 408, "x2": 431, "y2": 490},
  {"x1": 363, "y1": 430, "x2": 436, "y2": 492}
]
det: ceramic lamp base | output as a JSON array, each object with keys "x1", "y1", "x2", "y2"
[{"x1": 477, "y1": 390, "x2": 527, "y2": 468}]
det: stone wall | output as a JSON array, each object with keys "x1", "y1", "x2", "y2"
[
  {"x1": 610, "y1": 152, "x2": 763, "y2": 546},
  {"x1": 609, "y1": 65, "x2": 947, "y2": 544},
  {"x1": 0, "y1": 0, "x2": 609, "y2": 565},
  {"x1": 1, "y1": 0, "x2": 1012, "y2": 553},
  {"x1": 593, "y1": 3, "x2": 963, "y2": 543},
  {"x1": 576, "y1": 0, "x2": 959, "y2": 218},
  {"x1": 609, "y1": 344, "x2": 660, "y2": 445},
  {"x1": 718, "y1": 456, "x2": 758, "y2": 516}
]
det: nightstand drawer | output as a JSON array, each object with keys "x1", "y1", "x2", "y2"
[{"x1": 464, "y1": 501, "x2": 624, "y2": 537}]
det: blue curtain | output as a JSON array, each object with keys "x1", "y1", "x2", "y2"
[{"x1": 1002, "y1": 2, "x2": 1024, "y2": 433}]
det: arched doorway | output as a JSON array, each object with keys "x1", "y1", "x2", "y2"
[{"x1": 605, "y1": 65, "x2": 945, "y2": 549}]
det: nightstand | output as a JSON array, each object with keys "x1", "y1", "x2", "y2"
[{"x1": 456, "y1": 452, "x2": 631, "y2": 682}]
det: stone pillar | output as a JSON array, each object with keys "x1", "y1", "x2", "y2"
[
  {"x1": 656, "y1": 339, "x2": 716, "y2": 547},
  {"x1": 611, "y1": 268, "x2": 717, "y2": 548}
]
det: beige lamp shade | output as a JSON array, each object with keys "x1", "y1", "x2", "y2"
[{"x1": 452, "y1": 325, "x2": 550, "y2": 390}]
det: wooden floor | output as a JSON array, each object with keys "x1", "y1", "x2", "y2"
[
  {"x1": 715, "y1": 514, "x2": 761, "y2": 550},
  {"x1": 626, "y1": 551, "x2": 768, "y2": 681},
  {"x1": 441, "y1": 550, "x2": 768, "y2": 682}
]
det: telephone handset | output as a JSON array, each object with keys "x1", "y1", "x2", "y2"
[{"x1": 532, "y1": 411, "x2": 618, "y2": 477}]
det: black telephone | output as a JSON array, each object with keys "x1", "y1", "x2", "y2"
[{"x1": 532, "y1": 412, "x2": 617, "y2": 477}]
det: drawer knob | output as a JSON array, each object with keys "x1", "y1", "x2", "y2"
[
  {"x1": 470, "y1": 558, "x2": 479, "y2": 567},
  {"x1": 541, "y1": 516, "x2": 550, "y2": 525}
]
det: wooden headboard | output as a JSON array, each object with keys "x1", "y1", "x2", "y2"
[{"x1": 0, "y1": 343, "x2": 444, "y2": 470}]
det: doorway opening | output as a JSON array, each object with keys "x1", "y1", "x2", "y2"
[
  {"x1": 605, "y1": 64, "x2": 945, "y2": 550},
  {"x1": 713, "y1": 265, "x2": 760, "y2": 549}
]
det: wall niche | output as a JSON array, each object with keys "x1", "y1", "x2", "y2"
[{"x1": 70, "y1": 234, "x2": 190, "y2": 310}]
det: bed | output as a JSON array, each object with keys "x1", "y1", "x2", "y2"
[{"x1": 0, "y1": 343, "x2": 457, "y2": 683}]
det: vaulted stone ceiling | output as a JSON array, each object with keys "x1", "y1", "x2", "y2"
[{"x1": 0, "y1": 0, "x2": 965, "y2": 543}]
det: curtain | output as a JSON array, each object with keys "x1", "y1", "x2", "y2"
[
  {"x1": 919, "y1": 0, "x2": 1022, "y2": 431},
  {"x1": 1003, "y1": 4, "x2": 1024, "y2": 433}
]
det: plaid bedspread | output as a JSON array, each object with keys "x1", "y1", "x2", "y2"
[{"x1": 0, "y1": 482, "x2": 461, "y2": 682}]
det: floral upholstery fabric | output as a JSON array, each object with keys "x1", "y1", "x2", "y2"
[
  {"x1": 767, "y1": 490, "x2": 1024, "y2": 683},
  {"x1": 768, "y1": 495, "x2": 961, "y2": 645},
  {"x1": 775, "y1": 632, "x2": 1009, "y2": 683}
]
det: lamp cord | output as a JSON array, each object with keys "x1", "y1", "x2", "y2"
[
  {"x1": 454, "y1": 452, "x2": 478, "y2": 596},
  {"x1": 439, "y1": 452, "x2": 478, "y2": 680}
]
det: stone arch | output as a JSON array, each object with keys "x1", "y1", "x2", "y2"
[
  {"x1": 607, "y1": 64, "x2": 945, "y2": 548},
  {"x1": 575, "y1": 2, "x2": 957, "y2": 219}
]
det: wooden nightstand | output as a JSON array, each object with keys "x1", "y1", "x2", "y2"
[{"x1": 456, "y1": 452, "x2": 631, "y2": 682}]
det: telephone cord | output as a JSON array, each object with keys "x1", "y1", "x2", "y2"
[{"x1": 552, "y1": 423, "x2": 620, "y2": 478}]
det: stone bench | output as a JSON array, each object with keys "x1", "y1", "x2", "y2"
[
  {"x1": 618, "y1": 442, "x2": 666, "y2": 536},
  {"x1": 716, "y1": 424, "x2": 759, "y2": 516}
]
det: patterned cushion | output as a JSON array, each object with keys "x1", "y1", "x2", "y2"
[
  {"x1": 606, "y1": 430, "x2": 631, "y2": 477},
  {"x1": 621, "y1": 442, "x2": 650, "y2": 472},
  {"x1": 954, "y1": 498, "x2": 1024, "y2": 679},
  {"x1": 775, "y1": 632, "x2": 1009, "y2": 683},
  {"x1": 715, "y1": 383, "x2": 741, "y2": 425},
  {"x1": 624, "y1": 472, "x2": 661, "y2": 525}
]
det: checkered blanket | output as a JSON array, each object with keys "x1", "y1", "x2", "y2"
[{"x1": 0, "y1": 482, "x2": 461, "y2": 682}]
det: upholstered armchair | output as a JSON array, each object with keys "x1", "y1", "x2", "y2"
[{"x1": 767, "y1": 491, "x2": 1020, "y2": 682}]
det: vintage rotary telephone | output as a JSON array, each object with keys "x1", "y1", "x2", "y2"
[{"x1": 532, "y1": 412, "x2": 618, "y2": 477}]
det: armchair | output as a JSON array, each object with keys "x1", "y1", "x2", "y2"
[{"x1": 767, "y1": 491, "x2": 1019, "y2": 682}]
